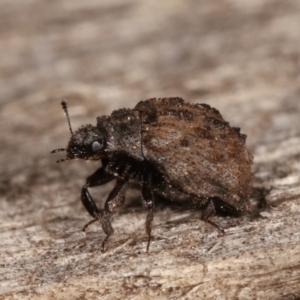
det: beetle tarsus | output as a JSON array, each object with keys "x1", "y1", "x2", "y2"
[
  {"x1": 100, "y1": 179, "x2": 129, "y2": 251},
  {"x1": 82, "y1": 218, "x2": 99, "y2": 232},
  {"x1": 100, "y1": 210, "x2": 114, "y2": 252},
  {"x1": 206, "y1": 219, "x2": 225, "y2": 235},
  {"x1": 201, "y1": 197, "x2": 225, "y2": 234},
  {"x1": 142, "y1": 183, "x2": 154, "y2": 252}
]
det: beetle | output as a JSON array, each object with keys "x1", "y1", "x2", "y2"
[{"x1": 51, "y1": 97, "x2": 253, "y2": 252}]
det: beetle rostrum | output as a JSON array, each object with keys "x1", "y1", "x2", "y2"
[{"x1": 51, "y1": 98, "x2": 253, "y2": 252}]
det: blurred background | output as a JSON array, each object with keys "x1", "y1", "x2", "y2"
[{"x1": 1, "y1": 1, "x2": 300, "y2": 298}]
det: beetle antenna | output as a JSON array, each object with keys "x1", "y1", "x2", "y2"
[
  {"x1": 56, "y1": 157, "x2": 71, "y2": 163},
  {"x1": 50, "y1": 148, "x2": 66, "y2": 154},
  {"x1": 61, "y1": 100, "x2": 73, "y2": 135}
]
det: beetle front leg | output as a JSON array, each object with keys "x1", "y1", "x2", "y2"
[
  {"x1": 81, "y1": 167, "x2": 115, "y2": 232},
  {"x1": 101, "y1": 178, "x2": 129, "y2": 252},
  {"x1": 142, "y1": 184, "x2": 154, "y2": 252}
]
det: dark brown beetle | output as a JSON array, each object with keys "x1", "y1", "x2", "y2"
[{"x1": 51, "y1": 98, "x2": 253, "y2": 252}]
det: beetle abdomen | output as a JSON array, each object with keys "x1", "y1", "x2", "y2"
[{"x1": 135, "y1": 98, "x2": 253, "y2": 211}]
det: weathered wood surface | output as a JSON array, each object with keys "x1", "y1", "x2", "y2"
[{"x1": 1, "y1": 1, "x2": 300, "y2": 299}]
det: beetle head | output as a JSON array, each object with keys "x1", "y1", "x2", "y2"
[{"x1": 51, "y1": 101, "x2": 107, "y2": 162}]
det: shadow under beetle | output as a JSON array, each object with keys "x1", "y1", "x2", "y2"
[{"x1": 51, "y1": 98, "x2": 253, "y2": 252}]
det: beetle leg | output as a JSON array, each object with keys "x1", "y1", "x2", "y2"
[
  {"x1": 81, "y1": 167, "x2": 115, "y2": 232},
  {"x1": 201, "y1": 198, "x2": 225, "y2": 234},
  {"x1": 142, "y1": 184, "x2": 154, "y2": 252},
  {"x1": 210, "y1": 196, "x2": 242, "y2": 216},
  {"x1": 101, "y1": 178, "x2": 129, "y2": 252}
]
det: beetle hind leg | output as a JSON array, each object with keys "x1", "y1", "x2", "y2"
[{"x1": 201, "y1": 197, "x2": 225, "y2": 234}]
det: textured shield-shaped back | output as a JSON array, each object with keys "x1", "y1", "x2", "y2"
[{"x1": 135, "y1": 98, "x2": 253, "y2": 208}]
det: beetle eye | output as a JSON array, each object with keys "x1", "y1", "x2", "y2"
[{"x1": 92, "y1": 140, "x2": 103, "y2": 152}]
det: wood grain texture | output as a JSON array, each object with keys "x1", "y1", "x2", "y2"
[{"x1": 1, "y1": 1, "x2": 300, "y2": 299}]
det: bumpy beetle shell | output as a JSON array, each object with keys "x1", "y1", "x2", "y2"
[{"x1": 135, "y1": 98, "x2": 253, "y2": 212}]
